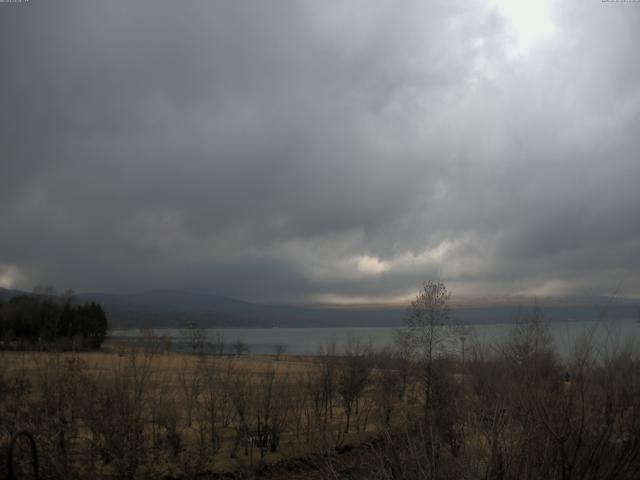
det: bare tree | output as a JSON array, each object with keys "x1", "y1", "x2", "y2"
[
  {"x1": 182, "y1": 322, "x2": 207, "y2": 354},
  {"x1": 177, "y1": 357, "x2": 203, "y2": 427},
  {"x1": 337, "y1": 338, "x2": 372, "y2": 433},
  {"x1": 393, "y1": 328, "x2": 416, "y2": 401},
  {"x1": 370, "y1": 348, "x2": 406, "y2": 428},
  {"x1": 210, "y1": 331, "x2": 225, "y2": 356},
  {"x1": 506, "y1": 303, "x2": 558, "y2": 381},
  {"x1": 316, "y1": 340, "x2": 338, "y2": 434},
  {"x1": 229, "y1": 371, "x2": 251, "y2": 458},
  {"x1": 197, "y1": 358, "x2": 232, "y2": 457},
  {"x1": 273, "y1": 344, "x2": 287, "y2": 360},
  {"x1": 80, "y1": 351, "x2": 157, "y2": 480},
  {"x1": 400, "y1": 280, "x2": 461, "y2": 477},
  {"x1": 233, "y1": 338, "x2": 248, "y2": 356},
  {"x1": 404, "y1": 281, "x2": 459, "y2": 420}
]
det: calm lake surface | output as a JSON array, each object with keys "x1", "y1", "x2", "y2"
[{"x1": 111, "y1": 318, "x2": 640, "y2": 357}]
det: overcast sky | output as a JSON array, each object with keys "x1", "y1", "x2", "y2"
[{"x1": 1, "y1": 0, "x2": 639, "y2": 304}]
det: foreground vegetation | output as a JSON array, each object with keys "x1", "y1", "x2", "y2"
[{"x1": 2, "y1": 283, "x2": 640, "y2": 479}]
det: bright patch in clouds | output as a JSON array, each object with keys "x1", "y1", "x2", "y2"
[
  {"x1": 387, "y1": 241, "x2": 456, "y2": 271},
  {"x1": 351, "y1": 241, "x2": 457, "y2": 279},
  {"x1": 491, "y1": 0, "x2": 556, "y2": 53},
  {"x1": 355, "y1": 255, "x2": 390, "y2": 275}
]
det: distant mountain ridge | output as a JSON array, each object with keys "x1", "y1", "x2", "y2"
[
  {"x1": 75, "y1": 290, "x2": 405, "y2": 328},
  {"x1": 0, "y1": 287, "x2": 24, "y2": 301},
  {"x1": 1, "y1": 287, "x2": 638, "y2": 328}
]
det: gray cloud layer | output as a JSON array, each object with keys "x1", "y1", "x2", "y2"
[{"x1": 1, "y1": 0, "x2": 639, "y2": 303}]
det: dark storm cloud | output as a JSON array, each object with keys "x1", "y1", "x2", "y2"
[{"x1": 1, "y1": 0, "x2": 640, "y2": 302}]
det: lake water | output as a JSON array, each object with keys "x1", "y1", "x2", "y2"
[{"x1": 111, "y1": 318, "x2": 640, "y2": 358}]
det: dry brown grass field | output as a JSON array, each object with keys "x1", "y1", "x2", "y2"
[
  {"x1": 0, "y1": 340, "x2": 405, "y2": 479},
  {"x1": 4, "y1": 316, "x2": 640, "y2": 480}
]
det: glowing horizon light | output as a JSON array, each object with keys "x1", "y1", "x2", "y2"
[
  {"x1": 0, "y1": 265, "x2": 21, "y2": 289},
  {"x1": 490, "y1": 0, "x2": 557, "y2": 54}
]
